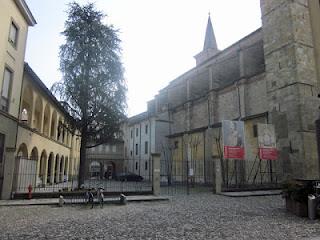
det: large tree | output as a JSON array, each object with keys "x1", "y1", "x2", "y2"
[{"x1": 52, "y1": 2, "x2": 126, "y2": 186}]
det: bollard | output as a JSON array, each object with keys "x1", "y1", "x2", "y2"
[
  {"x1": 58, "y1": 195, "x2": 64, "y2": 207},
  {"x1": 27, "y1": 184, "x2": 32, "y2": 200},
  {"x1": 119, "y1": 194, "x2": 127, "y2": 205},
  {"x1": 308, "y1": 194, "x2": 317, "y2": 220}
]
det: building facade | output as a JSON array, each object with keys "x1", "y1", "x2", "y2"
[
  {"x1": 12, "y1": 64, "x2": 80, "y2": 195},
  {"x1": 86, "y1": 140, "x2": 124, "y2": 180},
  {"x1": 122, "y1": 0, "x2": 320, "y2": 188},
  {"x1": 121, "y1": 112, "x2": 169, "y2": 180},
  {"x1": 0, "y1": 0, "x2": 36, "y2": 199}
]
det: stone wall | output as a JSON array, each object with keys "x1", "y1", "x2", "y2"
[{"x1": 261, "y1": 0, "x2": 320, "y2": 179}]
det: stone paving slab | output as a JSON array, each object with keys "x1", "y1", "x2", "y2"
[
  {"x1": 1, "y1": 194, "x2": 320, "y2": 240},
  {"x1": 0, "y1": 195, "x2": 169, "y2": 207},
  {"x1": 220, "y1": 189, "x2": 282, "y2": 197}
]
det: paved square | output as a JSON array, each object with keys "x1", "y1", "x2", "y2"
[{"x1": 0, "y1": 194, "x2": 320, "y2": 239}]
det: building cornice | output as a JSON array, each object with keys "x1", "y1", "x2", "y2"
[{"x1": 14, "y1": 0, "x2": 37, "y2": 26}]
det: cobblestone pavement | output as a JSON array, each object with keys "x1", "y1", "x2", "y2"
[{"x1": 0, "y1": 194, "x2": 320, "y2": 240}]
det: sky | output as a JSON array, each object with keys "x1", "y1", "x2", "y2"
[{"x1": 24, "y1": 0, "x2": 261, "y2": 117}]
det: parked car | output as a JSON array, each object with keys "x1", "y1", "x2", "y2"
[{"x1": 116, "y1": 172, "x2": 144, "y2": 182}]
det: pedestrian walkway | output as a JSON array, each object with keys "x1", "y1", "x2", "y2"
[
  {"x1": 0, "y1": 195, "x2": 169, "y2": 207},
  {"x1": 220, "y1": 189, "x2": 282, "y2": 197}
]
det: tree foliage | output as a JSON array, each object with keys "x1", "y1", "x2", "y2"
[{"x1": 52, "y1": 2, "x2": 126, "y2": 184}]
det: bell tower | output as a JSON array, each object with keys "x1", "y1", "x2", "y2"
[{"x1": 260, "y1": 0, "x2": 320, "y2": 179}]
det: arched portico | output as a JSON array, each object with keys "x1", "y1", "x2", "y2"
[
  {"x1": 33, "y1": 95, "x2": 43, "y2": 132},
  {"x1": 54, "y1": 154, "x2": 60, "y2": 183},
  {"x1": 39, "y1": 150, "x2": 47, "y2": 186},
  {"x1": 17, "y1": 143, "x2": 28, "y2": 158},
  {"x1": 50, "y1": 111, "x2": 57, "y2": 139},
  {"x1": 21, "y1": 85, "x2": 33, "y2": 126},
  {"x1": 43, "y1": 103, "x2": 51, "y2": 136},
  {"x1": 60, "y1": 156, "x2": 64, "y2": 182},
  {"x1": 104, "y1": 161, "x2": 116, "y2": 179},
  {"x1": 47, "y1": 152, "x2": 54, "y2": 184},
  {"x1": 89, "y1": 161, "x2": 102, "y2": 179}
]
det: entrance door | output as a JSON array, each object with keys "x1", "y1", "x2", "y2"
[{"x1": 0, "y1": 134, "x2": 5, "y2": 196}]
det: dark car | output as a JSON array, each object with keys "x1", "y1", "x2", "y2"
[{"x1": 116, "y1": 172, "x2": 144, "y2": 182}]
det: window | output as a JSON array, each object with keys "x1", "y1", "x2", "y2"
[
  {"x1": 253, "y1": 124, "x2": 258, "y2": 138},
  {"x1": 1, "y1": 68, "x2": 13, "y2": 112},
  {"x1": 105, "y1": 145, "x2": 110, "y2": 152},
  {"x1": 145, "y1": 124, "x2": 148, "y2": 134},
  {"x1": 130, "y1": 130, "x2": 133, "y2": 138},
  {"x1": 145, "y1": 161, "x2": 148, "y2": 170},
  {"x1": 136, "y1": 128, "x2": 139, "y2": 137},
  {"x1": 135, "y1": 144, "x2": 138, "y2": 155},
  {"x1": 0, "y1": 134, "x2": 4, "y2": 164},
  {"x1": 9, "y1": 21, "x2": 18, "y2": 47},
  {"x1": 145, "y1": 141, "x2": 148, "y2": 154},
  {"x1": 21, "y1": 108, "x2": 28, "y2": 122},
  {"x1": 130, "y1": 150, "x2": 133, "y2": 156},
  {"x1": 135, "y1": 162, "x2": 138, "y2": 170},
  {"x1": 174, "y1": 141, "x2": 179, "y2": 149}
]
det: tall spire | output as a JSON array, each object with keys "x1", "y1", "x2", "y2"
[
  {"x1": 203, "y1": 14, "x2": 218, "y2": 51},
  {"x1": 194, "y1": 13, "x2": 219, "y2": 66}
]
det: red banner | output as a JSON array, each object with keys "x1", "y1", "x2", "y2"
[
  {"x1": 259, "y1": 148, "x2": 278, "y2": 160},
  {"x1": 224, "y1": 146, "x2": 245, "y2": 160}
]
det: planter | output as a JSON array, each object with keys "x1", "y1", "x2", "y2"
[{"x1": 285, "y1": 197, "x2": 308, "y2": 217}]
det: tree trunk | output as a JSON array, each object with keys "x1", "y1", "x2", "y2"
[{"x1": 78, "y1": 128, "x2": 88, "y2": 188}]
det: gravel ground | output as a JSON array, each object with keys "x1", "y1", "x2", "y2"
[{"x1": 0, "y1": 193, "x2": 319, "y2": 240}]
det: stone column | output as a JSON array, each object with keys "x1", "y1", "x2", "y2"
[
  {"x1": 55, "y1": 158, "x2": 60, "y2": 183},
  {"x1": 47, "y1": 108, "x2": 52, "y2": 137},
  {"x1": 43, "y1": 156, "x2": 48, "y2": 186},
  {"x1": 152, "y1": 153, "x2": 161, "y2": 196},
  {"x1": 31, "y1": 92, "x2": 37, "y2": 129},
  {"x1": 214, "y1": 157, "x2": 222, "y2": 194},
  {"x1": 61, "y1": 158, "x2": 65, "y2": 182},
  {"x1": 50, "y1": 158, "x2": 56, "y2": 184},
  {"x1": 65, "y1": 157, "x2": 69, "y2": 181},
  {"x1": 39, "y1": 100, "x2": 45, "y2": 134},
  {"x1": 186, "y1": 79, "x2": 192, "y2": 132},
  {"x1": 36, "y1": 157, "x2": 41, "y2": 179},
  {"x1": 238, "y1": 49, "x2": 247, "y2": 118}
]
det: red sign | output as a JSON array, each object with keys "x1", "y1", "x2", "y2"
[
  {"x1": 224, "y1": 146, "x2": 245, "y2": 160},
  {"x1": 259, "y1": 148, "x2": 278, "y2": 160}
]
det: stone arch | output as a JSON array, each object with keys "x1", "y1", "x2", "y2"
[
  {"x1": 39, "y1": 150, "x2": 47, "y2": 185},
  {"x1": 33, "y1": 95, "x2": 43, "y2": 132},
  {"x1": 47, "y1": 152, "x2": 54, "y2": 184},
  {"x1": 104, "y1": 161, "x2": 116, "y2": 179},
  {"x1": 30, "y1": 147, "x2": 38, "y2": 161},
  {"x1": 21, "y1": 85, "x2": 33, "y2": 126},
  {"x1": 50, "y1": 111, "x2": 57, "y2": 139},
  {"x1": 62, "y1": 124, "x2": 66, "y2": 144},
  {"x1": 90, "y1": 161, "x2": 102, "y2": 179},
  {"x1": 17, "y1": 143, "x2": 28, "y2": 158},
  {"x1": 57, "y1": 116, "x2": 63, "y2": 142},
  {"x1": 43, "y1": 103, "x2": 51, "y2": 136}
]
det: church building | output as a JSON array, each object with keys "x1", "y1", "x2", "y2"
[{"x1": 122, "y1": 0, "x2": 320, "y2": 190}]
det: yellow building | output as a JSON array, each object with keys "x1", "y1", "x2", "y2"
[
  {"x1": 0, "y1": 0, "x2": 36, "y2": 199},
  {"x1": 13, "y1": 63, "x2": 80, "y2": 194}
]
